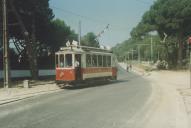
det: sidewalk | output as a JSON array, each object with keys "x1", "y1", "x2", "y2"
[
  {"x1": 119, "y1": 63, "x2": 191, "y2": 127},
  {"x1": 146, "y1": 71, "x2": 190, "y2": 128},
  {"x1": 0, "y1": 80, "x2": 61, "y2": 105}
]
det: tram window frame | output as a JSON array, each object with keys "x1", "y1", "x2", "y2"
[
  {"x1": 86, "y1": 54, "x2": 92, "y2": 67},
  {"x1": 59, "y1": 54, "x2": 65, "y2": 67},
  {"x1": 98, "y1": 55, "x2": 103, "y2": 67},
  {"x1": 107, "y1": 56, "x2": 111, "y2": 67},
  {"x1": 103, "y1": 56, "x2": 107, "y2": 67},
  {"x1": 92, "y1": 55, "x2": 98, "y2": 67},
  {"x1": 56, "y1": 54, "x2": 59, "y2": 68},
  {"x1": 65, "y1": 54, "x2": 72, "y2": 67}
]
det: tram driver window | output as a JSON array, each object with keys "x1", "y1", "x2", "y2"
[
  {"x1": 98, "y1": 55, "x2": 103, "y2": 67},
  {"x1": 107, "y1": 56, "x2": 111, "y2": 67},
  {"x1": 60, "y1": 54, "x2": 64, "y2": 67},
  {"x1": 86, "y1": 54, "x2": 91, "y2": 67},
  {"x1": 103, "y1": 56, "x2": 106, "y2": 67},
  {"x1": 65, "y1": 54, "x2": 72, "y2": 67},
  {"x1": 92, "y1": 55, "x2": 97, "y2": 67}
]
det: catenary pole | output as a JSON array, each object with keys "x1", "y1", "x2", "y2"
[
  {"x1": 188, "y1": 36, "x2": 191, "y2": 88},
  {"x1": 138, "y1": 45, "x2": 141, "y2": 63},
  {"x1": 151, "y1": 37, "x2": 153, "y2": 63},
  {"x1": 2, "y1": 0, "x2": 10, "y2": 88},
  {"x1": 190, "y1": 51, "x2": 191, "y2": 88}
]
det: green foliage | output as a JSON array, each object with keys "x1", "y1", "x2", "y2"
[
  {"x1": 45, "y1": 19, "x2": 78, "y2": 52},
  {"x1": 143, "y1": 0, "x2": 191, "y2": 37},
  {"x1": 0, "y1": 0, "x2": 78, "y2": 71},
  {"x1": 6, "y1": 0, "x2": 54, "y2": 40},
  {"x1": 112, "y1": 39, "x2": 136, "y2": 61},
  {"x1": 1, "y1": 0, "x2": 78, "y2": 53},
  {"x1": 112, "y1": 35, "x2": 162, "y2": 62},
  {"x1": 139, "y1": 0, "x2": 191, "y2": 67},
  {"x1": 114, "y1": 0, "x2": 191, "y2": 68},
  {"x1": 81, "y1": 32, "x2": 99, "y2": 47},
  {"x1": 131, "y1": 21, "x2": 155, "y2": 39}
]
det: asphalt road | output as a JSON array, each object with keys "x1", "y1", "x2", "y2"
[{"x1": 0, "y1": 67, "x2": 152, "y2": 128}]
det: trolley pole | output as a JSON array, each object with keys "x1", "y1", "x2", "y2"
[
  {"x1": 78, "y1": 20, "x2": 81, "y2": 46},
  {"x1": 2, "y1": 0, "x2": 10, "y2": 88}
]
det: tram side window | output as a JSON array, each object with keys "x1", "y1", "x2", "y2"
[
  {"x1": 56, "y1": 55, "x2": 58, "y2": 67},
  {"x1": 98, "y1": 55, "x2": 103, "y2": 67},
  {"x1": 103, "y1": 56, "x2": 107, "y2": 67},
  {"x1": 107, "y1": 56, "x2": 111, "y2": 67},
  {"x1": 92, "y1": 55, "x2": 97, "y2": 67},
  {"x1": 86, "y1": 54, "x2": 92, "y2": 67},
  {"x1": 60, "y1": 54, "x2": 64, "y2": 67},
  {"x1": 65, "y1": 54, "x2": 72, "y2": 67}
]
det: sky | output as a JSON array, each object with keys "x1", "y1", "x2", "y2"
[{"x1": 49, "y1": 0, "x2": 155, "y2": 47}]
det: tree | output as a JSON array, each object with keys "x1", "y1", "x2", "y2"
[
  {"x1": 1, "y1": 1, "x2": 79, "y2": 77},
  {"x1": 81, "y1": 32, "x2": 99, "y2": 47},
  {"x1": 112, "y1": 35, "x2": 161, "y2": 62},
  {"x1": 0, "y1": 0, "x2": 54, "y2": 79},
  {"x1": 44, "y1": 19, "x2": 78, "y2": 52},
  {"x1": 131, "y1": 0, "x2": 191, "y2": 68}
]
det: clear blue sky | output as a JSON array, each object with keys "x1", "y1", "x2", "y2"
[{"x1": 49, "y1": 0, "x2": 155, "y2": 47}]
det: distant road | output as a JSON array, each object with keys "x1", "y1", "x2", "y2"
[{"x1": 0, "y1": 66, "x2": 152, "y2": 128}]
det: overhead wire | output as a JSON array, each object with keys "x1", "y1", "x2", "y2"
[
  {"x1": 51, "y1": 6, "x2": 106, "y2": 24},
  {"x1": 50, "y1": 5, "x2": 130, "y2": 31},
  {"x1": 50, "y1": 0, "x2": 154, "y2": 41}
]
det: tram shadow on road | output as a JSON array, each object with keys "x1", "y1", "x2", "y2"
[{"x1": 62, "y1": 79, "x2": 128, "y2": 90}]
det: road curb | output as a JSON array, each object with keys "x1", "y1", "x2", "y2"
[{"x1": 0, "y1": 88, "x2": 62, "y2": 105}]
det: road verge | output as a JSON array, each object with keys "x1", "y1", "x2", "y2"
[{"x1": 0, "y1": 81, "x2": 61, "y2": 105}]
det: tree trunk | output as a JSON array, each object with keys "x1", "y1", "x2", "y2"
[
  {"x1": 29, "y1": 18, "x2": 38, "y2": 80},
  {"x1": 164, "y1": 44, "x2": 169, "y2": 61},
  {"x1": 25, "y1": 40, "x2": 38, "y2": 80},
  {"x1": 177, "y1": 39, "x2": 183, "y2": 68},
  {"x1": 9, "y1": 0, "x2": 38, "y2": 79}
]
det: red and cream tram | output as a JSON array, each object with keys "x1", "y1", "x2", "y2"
[{"x1": 55, "y1": 43, "x2": 118, "y2": 86}]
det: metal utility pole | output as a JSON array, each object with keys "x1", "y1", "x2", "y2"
[
  {"x1": 127, "y1": 52, "x2": 130, "y2": 60},
  {"x1": 130, "y1": 49, "x2": 136, "y2": 61},
  {"x1": 151, "y1": 37, "x2": 153, "y2": 63},
  {"x1": 78, "y1": 20, "x2": 81, "y2": 45},
  {"x1": 138, "y1": 46, "x2": 141, "y2": 63},
  {"x1": 136, "y1": 44, "x2": 150, "y2": 63},
  {"x1": 2, "y1": 0, "x2": 10, "y2": 88},
  {"x1": 158, "y1": 51, "x2": 160, "y2": 60},
  {"x1": 131, "y1": 50, "x2": 134, "y2": 60},
  {"x1": 188, "y1": 36, "x2": 191, "y2": 88},
  {"x1": 190, "y1": 51, "x2": 191, "y2": 88}
]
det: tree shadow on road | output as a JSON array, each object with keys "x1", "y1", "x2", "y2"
[{"x1": 62, "y1": 79, "x2": 129, "y2": 90}]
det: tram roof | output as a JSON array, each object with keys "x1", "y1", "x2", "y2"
[{"x1": 56, "y1": 45, "x2": 112, "y2": 54}]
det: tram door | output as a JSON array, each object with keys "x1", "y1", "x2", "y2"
[{"x1": 75, "y1": 54, "x2": 81, "y2": 80}]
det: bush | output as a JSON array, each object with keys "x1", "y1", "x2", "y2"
[{"x1": 156, "y1": 60, "x2": 168, "y2": 70}]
